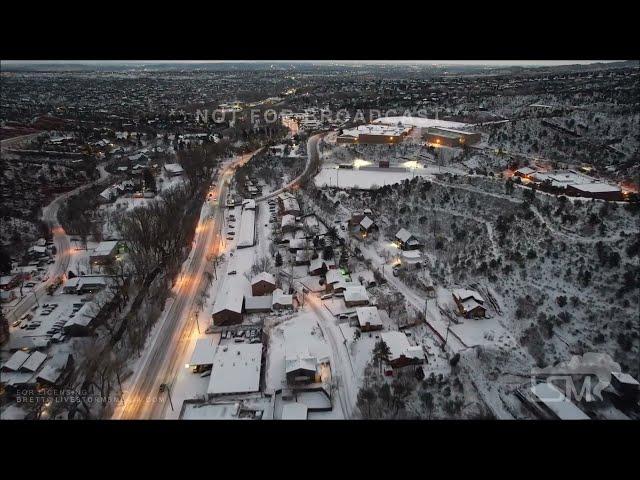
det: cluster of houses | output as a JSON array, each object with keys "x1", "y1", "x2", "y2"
[
  {"x1": 211, "y1": 273, "x2": 294, "y2": 326},
  {"x1": 1, "y1": 350, "x2": 74, "y2": 397},
  {"x1": 243, "y1": 177, "x2": 263, "y2": 198},
  {"x1": 1, "y1": 237, "x2": 55, "y2": 303}
]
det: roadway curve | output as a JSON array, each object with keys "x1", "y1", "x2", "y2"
[
  {"x1": 112, "y1": 152, "x2": 255, "y2": 420},
  {"x1": 5, "y1": 166, "x2": 111, "y2": 323},
  {"x1": 255, "y1": 133, "x2": 324, "y2": 203}
]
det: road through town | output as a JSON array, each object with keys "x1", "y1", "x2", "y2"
[{"x1": 112, "y1": 152, "x2": 255, "y2": 419}]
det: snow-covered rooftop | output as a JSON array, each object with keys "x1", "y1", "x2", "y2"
[
  {"x1": 189, "y1": 336, "x2": 219, "y2": 367},
  {"x1": 360, "y1": 216, "x2": 375, "y2": 230},
  {"x1": 325, "y1": 269, "x2": 343, "y2": 285},
  {"x1": 343, "y1": 285, "x2": 369, "y2": 304},
  {"x1": 237, "y1": 207, "x2": 256, "y2": 248},
  {"x1": 281, "y1": 402, "x2": 308, "y2": 420},
  {"x1": 530, "y1": 382, "x2": 590, "y2": 420},
  {"x1": 207, "y1": 343, "x2": 262, "y2": 396},
  {"x1": 373, "y1": 116, "x2": 469, "y2": 130},
  {"x1": 163, "y1": 163, "x2": 184, "y2": 174},
  {"x1": 212, "y1": 276, "x2": 250, "y2": 315},
  {"x1": 452, "y1": 288, "x2": 484, "y2": 304},
  {"x1": 380, "y1": 331, "x2": 424, "y2": 362},
  {"x1": 251, "y1": 272, "x2": 276, "y2": 286},
  {"x1": 20, "y1": 351, "x2": 47, "y2": 373},
  {"x1": 272, "y1": 288, "x2": 293, "y2": 308},
  {"x1": 2, "y1": 350, "x2": 30, "y2": 372},
  {"x1": 93, "y1": 240, "x2": 119, "y2": 256},
  {"x1": 395, "y1": 228, "x2": 414, "y2": 243},
  {"x1": 355, "y1": 306, "x2": 382, "y2": 329}
]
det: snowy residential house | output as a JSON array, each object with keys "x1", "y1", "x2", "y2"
[
  {"x1": 309, "y1": 258, "x2": 332, "y2": 276},
  {"x1": 251, "y1": 272, "x2": 277, "y2": 296},
  {"x1": 324, "y1": 269, "x2": 344, "y2": 292},
  {"x1": 272, "y1": 288, "x2": 294, "y2": 310},
  {"x1": 2, "y1": 350, "x2": 31, "y2": 373},
  {"x1": 163, "y1": 163, "x2": 184, "y2": 176},
  {"x1": 288, "y1": 238, "x2": 306, "y2": 253},
  {"x1": 281, "y1": 214, "x2": 297, "y2": 233},
  {"x1": 63, "y1": 297, "x2": 108, "y2": 336},
  {"x1": 452, "y1": 288, "x2": 486, "y2": 318},
  {"x1": 380, "y1": 331, "x2": 425, "y2": 369},
  {"x1": 90, "y1": 240, "x2": 120, "y2": 264},
  {"x1": 285, "y1": 351, "x2": 318, "y2": 384},
  {"x1": 358, "y1": 216, "x2": 377, "y2": 238},
  {"x1": 278, "y1": 193, "x2": 301, "y2": 216},
  {"x1": 36, "y1": 353, "x2": 74, "y2": 387},
  {"x1": 401, "y1": 249, "x2": 422, "y2": 267},
  {"x1": 355, "y1": 306, "x2": 383, "y2": 332},
  {"x1": 244, "y1": 295, "x2": 273, "y2": 313},
  {"x1": 98, "y1": 186, "x2": 118, "y2": 203},
  {"x1": 395, "y1": 228, "x2": 421, "y2": 251},
  {"x1": 212, "y1": 276, "x2": 249, "y2": 326},
  {"x1": 514, "y1": 166, "x2": 537, "y2": 179},
  {"x1": 343, "y1": 285, "x2": 369, "y2": 307},
  {"x1": 295, "y1": 250, "x2": 314, "y2": 266}
]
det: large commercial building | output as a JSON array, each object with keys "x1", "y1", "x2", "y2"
[
  {"x1": 337, "y1": 124, "x2": 411, "y2": 145},
  {"x1": 424, "y1": 127, "x2": 481, "y2": 147}
]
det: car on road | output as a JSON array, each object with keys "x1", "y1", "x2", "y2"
[
  {"x1": 393, "y1": 267, "x2": 400, "y2": 277},
  {"x1": 12, "y1": 319, "x2": 21, "y2": 328}
]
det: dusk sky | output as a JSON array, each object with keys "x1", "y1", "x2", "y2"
[{"x1": 1, "y1": 60, "x2": 623, "y2": 66}]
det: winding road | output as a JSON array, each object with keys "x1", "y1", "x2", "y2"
[{"x1": 5, "y1": 166, "x2": 111, "y2": 323}]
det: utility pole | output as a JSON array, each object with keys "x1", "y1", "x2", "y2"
[
  {"x1": 159, "y1": 383, "x2": 174, "y2": 411},
  {"x1": 193, "y1": 311, "x2": 200, "y2": 334}
]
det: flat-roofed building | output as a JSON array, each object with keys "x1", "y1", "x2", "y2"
[
  {"x1": 424, "y1": 127, "x2": 480, "y2": 147},
  {"x1": 206, "y1": 343, "x2": 262, "y2": 397},
  {"x1": 337, "y1": 124, "x2": 411, "y2": 145},
  {"x1": 530, "y1": 382, "x2": 590, "y2": 420}
]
